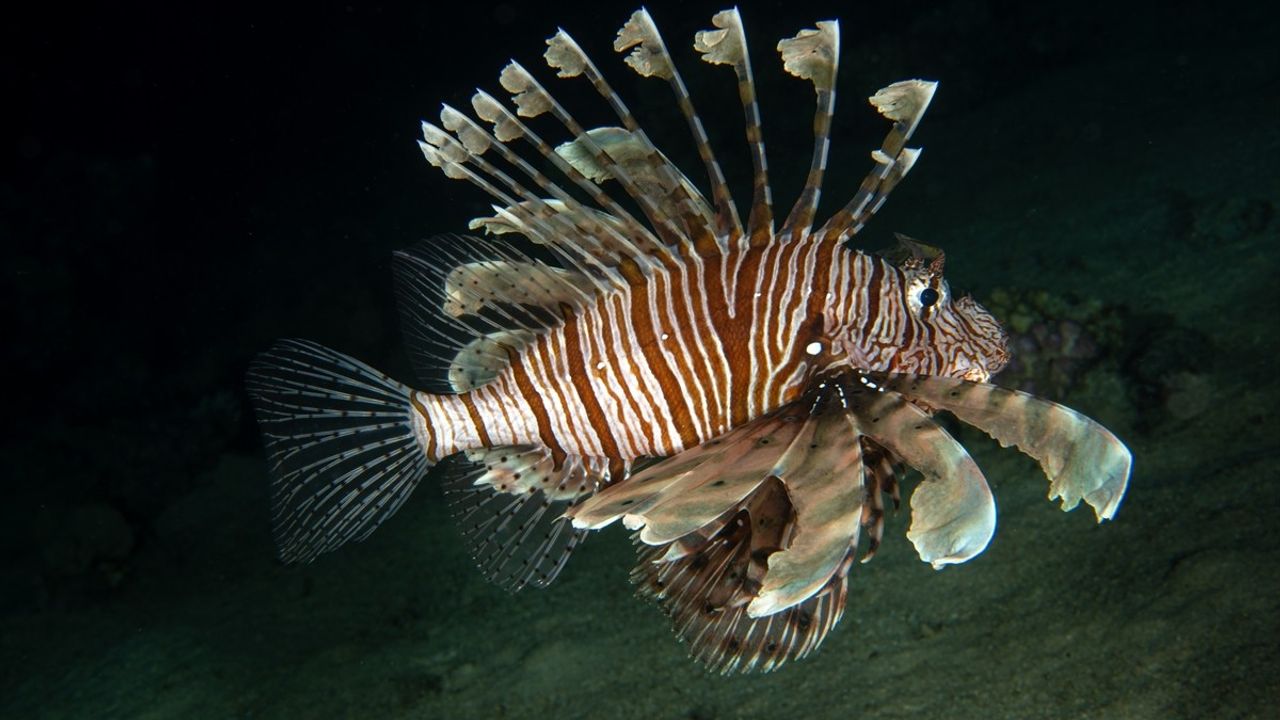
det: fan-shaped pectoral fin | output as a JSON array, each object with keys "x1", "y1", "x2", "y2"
[
  {"x1": 564, "y1": 408, "x2": 802, "y2": 534},
  {"x1": 843, "y1": 384, "x2": 996, "y2": 569},
  {"x1": 747, "y1": 408, "x2": 864, "y2": 617},
  {"x1": 882, "y1": 375, "x2": 1132, "y2": 521}
]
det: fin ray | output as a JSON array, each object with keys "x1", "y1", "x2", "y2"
[
  {"x1": 246, "y1": 339, "x2": 430, "y2": 564},
  {"x1": 695, "y1": 8, "x2": 774, "y2": 245},
  {"x1": 615, "y1": 8, "x2": 743, "y2": 242},
  {"x1": 442, "y1": 448, "x2": 605, "y2": 590},
  {"x1": 748, "y1": 405, "x2": 863, "y2": 617},
  {"x1": 778, "y1": 20, "x2": 840, "y2": 240}
]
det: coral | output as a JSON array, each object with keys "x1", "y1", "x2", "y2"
[{"x1": 983, "y1": 287, "x2": 1124, "y2": 400}]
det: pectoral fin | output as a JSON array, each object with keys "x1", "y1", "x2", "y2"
[
  {"x1": 841, "y1": 382, "x2": 996, "y2": 569},
  {"x1": 882, "y1": 374, "x2": 1132, "y2": 521}
]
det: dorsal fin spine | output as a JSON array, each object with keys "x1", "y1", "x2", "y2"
[
  {"x1": 615, "y1": 8, "x2": 743, "y2": 246},
  {"x1": 394, "y1": 234, "x2": 589, "y2": 394},
  {"x1": 470, "y1": 87, "x2": 664, "y2": 276},
  {"x1": 545, "y1": 30, "x2": 717, "y2": 255},
  {"x1": 417, "y1": 136, "x2": 592, "y2": 298},
  {"x1": 446, "y1": 99, "x2": 644, "y2": 275},
  {"x1": 817, "y1": 79, "x2": 937, "y2": 242},
  {"x1": 695, "y1": 8, "x2": 774, "y2": 248},
  {"x1": 500, "y1": 59, "x2": 689, "y2": 255},
  {"x1": 424, "y1": 117, "x2": 622, "y2": 295},
  {"x1": 443, "y1": 262, "x2": 570, "y2": 335},
  {"x1": 778, "y1": 21, "x2": 840, "y2": 241},
  {"x1": 436, "y1": 105, "x2": 629, "y2": 292}
]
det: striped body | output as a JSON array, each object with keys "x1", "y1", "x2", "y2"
[{"x1": 412, "y1": 239, "x2": 1006, "y2": 467}]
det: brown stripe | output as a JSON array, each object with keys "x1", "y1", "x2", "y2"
[
  {"x1": 458, "y1": 392, "x2": 490, "y2": 448},
  {"x1": 777, "y1": 239, "x2": 837, "y2": 405},
  {"x1": 630, "y1": 272, "x2": 699, "y2": 449},
  {"x1": 899, "y1": 302, "x2": 918, "y2": 354},
  {"x1": 561, "y1": 313, "x2": 621, "y2": 462},
  {"x1": 726, "y1": 245, "x2": 764, "y2": 427},
  {"x1": 408, "y1": 392, "x2": 438, "y2": 462},
  {"x1": 762, "y1": 238, "x2": 808, "y2": 404},
  {"x1": 690, "y1": 249, "x2": 733, "y2": 431},
  {"x1": 532, "y1": 335, "x2": 578, "y2": 468},
  {"x1": 663, "y1": 249, "x2": 714, "y2": 430},
  {"x1": 596, "y1": 293, "x2": 656, "y2": 454},
  {"x1": 860, "y1": 256, "x2": 884, "y2": 341},
  {"x1": 748, "y1": 242, "x2": 779, "y2": 418},
  {"x1": 505, "y1": 345, "x2": 564, "y2": 466}
]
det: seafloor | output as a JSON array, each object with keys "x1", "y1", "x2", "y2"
[{"x1": 3, "y1": 1, "x2": 1277, "y2": 718}]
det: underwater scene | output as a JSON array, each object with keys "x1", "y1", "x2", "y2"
[{"x1": 3, "y1": 1, "x2": 1277, "y2": 718}]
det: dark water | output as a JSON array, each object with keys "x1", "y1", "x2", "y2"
[{"x1": 4, "y1": 1, "x2": 1277, "y2": 718}]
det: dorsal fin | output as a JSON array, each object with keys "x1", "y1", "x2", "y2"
[
  {"x1": 544, "y1": 31, "x2": 718, "y2": 253},
  {"x1": 777, "y1": 20, "x2": 840, "y2": 241},
  {"x1": 614, "y1": 8, "x2": 742, "y2": 243},
  {"x1": 392, "y1": 235, "x2": 574, "y2": 392},
  {"x1": 448, "y1": 330, "x2": 534, "y2": 393},
  {"x1": 467, "y1": 89, "x2": 668, "y2": 274},
  {"x1": 442, "y1": 260, "x2": 585, "y2": 318},
  {"x1": 817, "y1": 80, "x2": 936, "y2": 242},
  {"x1": 420, "y1": 116, "x2": 631, "y2": 295},
  {"x1": 554, "y1": 127, "x2": 717, "y2": 243},
  {"x1": 415, "y1": 9, "x2": 940, "y2": 283},
  {"x1": 444, "y1": 99, "x2": 669, "y2": 281},
  {"x1": 497, "y1": 61, "x2": 692, "y2": 258}
]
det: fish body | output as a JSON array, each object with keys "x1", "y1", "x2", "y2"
[
  {"x1": 248, "y1": 8, "x2": 1130, "y2": 673},
  {"x1": 411, "y1": 241, "x2": 1007, "y2": 463}
]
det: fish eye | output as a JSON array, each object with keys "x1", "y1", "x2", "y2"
[{"x1": 919, "y1": 287, "x2": 940, "y2": 308}]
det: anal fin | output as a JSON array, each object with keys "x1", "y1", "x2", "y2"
[{"x1": 443, "y1": 447, "x2": 608, "y2": 590}]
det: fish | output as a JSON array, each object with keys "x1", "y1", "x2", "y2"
[{"x1": 246, "y1": 8, "x2": 1132, "y2": 674}]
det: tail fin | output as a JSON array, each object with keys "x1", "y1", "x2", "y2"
[{"x1": 246, "y1": 339, "x2": 431, "y2": 563}]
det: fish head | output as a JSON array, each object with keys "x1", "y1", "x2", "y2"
[
  {"x1": 940, "y1": 292, "x2": 1010, "y2": 382},
  {"x1": 894, "y1": 255, "x2": 1009, "y2": 382},
  {"x1": 836, "y1": 249, "x2": 1010, "y2": 382}
]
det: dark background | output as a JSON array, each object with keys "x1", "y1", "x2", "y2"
[
  {"x1": 6, "y1": 0, "x2": 1242, "y2": 515},
  {"x1": 4, "y1": 0, "x2": 1168, "y2": 572},
  {"x1": 3, "y1": 1, "x2": 1278, "y2": 717}
]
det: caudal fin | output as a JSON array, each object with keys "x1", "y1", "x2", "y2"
[{"x1": 246, "y1": 339, "x2": 431, "y2": 563}]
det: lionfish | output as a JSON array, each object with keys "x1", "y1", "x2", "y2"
[{"x1": 248, "y1": 8, "x2": 1132, "y2": 673}]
